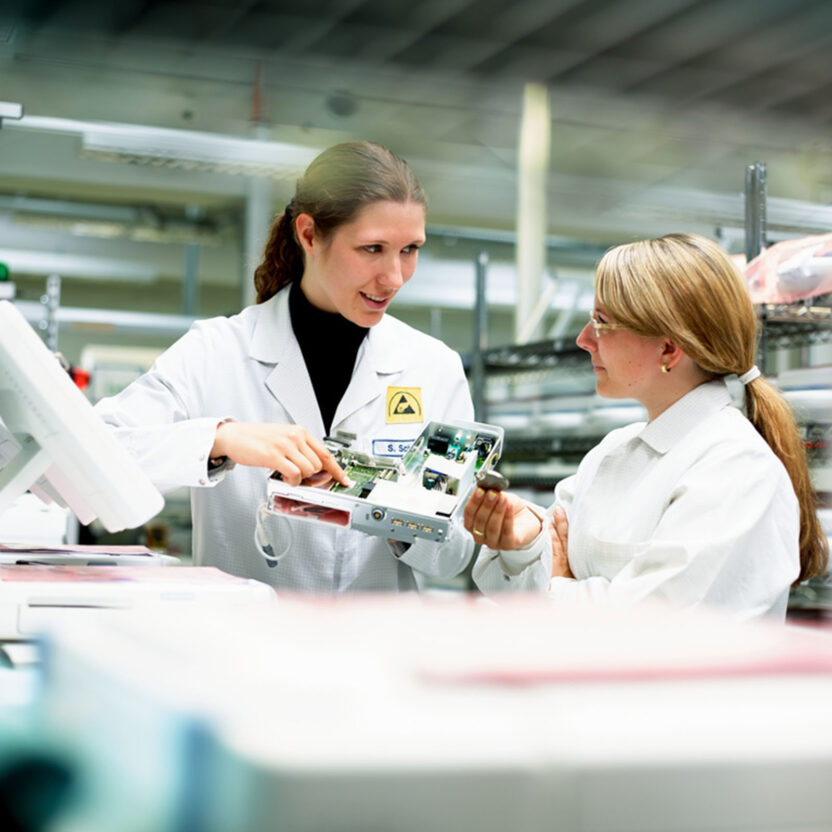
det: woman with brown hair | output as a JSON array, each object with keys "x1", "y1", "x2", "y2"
[
  {"x1": 97, "y1": 141, "x2": 475, "y2": 591},
  {"x1": 467, "y1": 233, "x2": 827, "y2": 619}
]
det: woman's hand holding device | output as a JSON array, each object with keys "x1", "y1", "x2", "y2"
[{"x1": 463, "y1": 474, "x2": 542, "y2": 552}]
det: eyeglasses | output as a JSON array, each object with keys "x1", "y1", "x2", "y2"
[{"x1": 588, "y1": 311, "x2": 627, "y2": 338}]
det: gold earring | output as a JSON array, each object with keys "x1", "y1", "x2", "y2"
[{"x1": 661, "y1": 364, "x2": 670, "y2": 374}]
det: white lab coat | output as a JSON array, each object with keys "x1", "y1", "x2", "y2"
[
  {"x1": 473, "y1": 380, "x2": 801, "y2": 619},
  {"x1": 95, "y1": 287, "x2": 475, "y2": 592}
]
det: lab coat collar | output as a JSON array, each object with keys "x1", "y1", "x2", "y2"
[
  {"x1": 639, "y1": 379, "x2": 733, "y2": 454},
  {"x1": 329, "y1": 314, "x2": 408, "y2": 426},
  {"x1": 248, "y1": 288, "x2": 408, "y2": 434},
  {"x1": 364, "y1": 315, "x2": 408, "y2": 374},
  {"x1": 250, "y1": 288, "x2": 324, "y2": 436},
  {"x1": 249, "y1": 288, "x2": 293, "y2": 363}
]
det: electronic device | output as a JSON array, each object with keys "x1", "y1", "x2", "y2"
[
  {"x1": 0, "y1": 300, "x2": 164, "y2": 533},
  {"x1": 265, "y1": 418, "x2": 504, "y2": 545}
]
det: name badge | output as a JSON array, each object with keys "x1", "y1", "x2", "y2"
[
  {"x1": 372, "y1": 439, "x2": 414, "y2": 458},
  {"x1": 386, "y1": 386, "x2": 423, "y2": 424}
]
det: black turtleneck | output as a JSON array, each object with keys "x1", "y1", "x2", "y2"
[{"x1": 289, "y1": 281, "x2": 369, "y2": 435}]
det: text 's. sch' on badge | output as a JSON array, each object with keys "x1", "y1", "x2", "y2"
[{"x1": 386, "y1": 386, "x2": 423, "y2": 424}]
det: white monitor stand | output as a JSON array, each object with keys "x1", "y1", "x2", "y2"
[{"x1": 0, "y1": 300, "x2": 164, "y2": 533}]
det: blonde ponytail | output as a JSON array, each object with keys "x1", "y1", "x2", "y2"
[{"x1": 744, "y1": 377, "x2": 828, "y2": 581}]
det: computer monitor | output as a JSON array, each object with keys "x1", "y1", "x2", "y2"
[{"x1": 0, "y1": 300, "x2": 164, "y2": 532}]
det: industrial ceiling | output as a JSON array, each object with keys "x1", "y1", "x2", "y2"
[{"x1": 1, "y1": 0, "x2": 832, "y2": 294}]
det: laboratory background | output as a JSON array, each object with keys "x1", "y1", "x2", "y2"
[{"x1": 1, "y1": 0, "x2": 832, "y2": 830}]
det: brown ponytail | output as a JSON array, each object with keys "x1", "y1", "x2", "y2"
[
  {"x1": 254, "y1": 209, "x2": 303, "y2": 304},
  {"x1": 253, "y1": 141, "x2": 426, "y2": 304},
  {"x1": 597, "y1": 233, "x2": 829, "y2": 583}
]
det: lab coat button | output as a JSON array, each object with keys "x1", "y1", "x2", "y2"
[{"x1": 199, "y1": 478, "x2": 207, "y2": 486}]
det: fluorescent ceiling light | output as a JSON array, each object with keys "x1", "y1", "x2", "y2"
[
  {"x1": 0, "y1": 101, "x2": 23, "y2": 124},
  {"x1": 0, "y1": 193, "x2": 139, "y2": 223},
  {"x1": 0, "y1": 248, "x2": 158, "y2": 282},
  {"x1": 13, "y1": 301, "x2": 196, "y2": 337},
  {"x1": 12, "y1": 215, "x2": 230, "y2": 246},
  {"x1": 0, "y1": 195, "x2": 232, "y2": 245},
  {"x1": 9, "y1": 116, "x2": 318, "y2": 179}
]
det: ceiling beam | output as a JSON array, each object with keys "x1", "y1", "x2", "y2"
[
  {"x1": 538, "y1": 0, "x2": 701, "y2": 84},
  {"x1": 352, "y1": 0, "x2": 479, "y2": 63},
  {"x1": 619, "y1": 0, "x2": 829, "y2": 105}
]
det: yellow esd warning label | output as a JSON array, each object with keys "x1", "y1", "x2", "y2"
[{"x1": 386, "y1": 387, "x2": 423, "y2": 424}]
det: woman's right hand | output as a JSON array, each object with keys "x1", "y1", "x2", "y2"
[
  {"x1": 463, "y1": 487, "x2": 543, "y2": 551},
  {"x1": 211, "y1": 421, "x2": 351, "y2": 487}
]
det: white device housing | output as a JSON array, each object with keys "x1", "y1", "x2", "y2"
[
  {"x1": 266, "y1": 418, "x2": 503, "y2": 545},
  {"x1": 0, "y1": 300, "x2": 164, "y2": 532}
]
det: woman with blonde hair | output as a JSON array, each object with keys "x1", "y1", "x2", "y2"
[{"x1": 466, "y1": 232, "x2": 827, "y2": 619}]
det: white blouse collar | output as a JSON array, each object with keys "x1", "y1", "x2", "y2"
[{"x1": 638, "y1": 379, "x2": 733, "y2": 454}]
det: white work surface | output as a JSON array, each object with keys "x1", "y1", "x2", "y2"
[
  {"x1": 0, "y1": 564, "x2": 275, "y2": 641},
  {"x1": 41, "y1": 594, "x2": 832, "y2": 832}
]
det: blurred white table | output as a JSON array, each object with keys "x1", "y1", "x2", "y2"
[{"x1": 40, "y1": 594, "x2": 832, "y2": 832}]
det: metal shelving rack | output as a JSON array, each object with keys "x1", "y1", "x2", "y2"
[
  {"x1": 479, "y1": 338, "x2": 588, "y2": 374},
  {"x1": 469, "y1": 162, "x2": 832, "y2": 496},
  {"x1": 726, "y1": 162, "x2": 832, "y2": 610},
  {"x1": 744, "y1": 163, "x2": 831, "y2": 482},
  {"x1": 745, "y1": 161, "x2": 832, "y2": 357},
  {"x1": 466, "y1": 257, "x2": 598, "y2": 491},
  {"x1": 761, "y1": 299, "x2": 832, "y2": 350}
]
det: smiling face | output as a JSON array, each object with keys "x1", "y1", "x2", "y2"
[{"x1": 297, "y1": 199, "x2": 426, "y2": 328}]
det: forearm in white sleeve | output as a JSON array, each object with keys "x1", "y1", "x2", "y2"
[
  {"x1": 472, "y1": 501, "x2": 556, "y2": 593},
  {"x1": 100, "y1": 416, "x2": 232, "y2": 493},
  {"x1": 95, "y1": 364, "x2": 232, "y2": 493}
]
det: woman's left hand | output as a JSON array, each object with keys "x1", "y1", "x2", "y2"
[{"x1": 550, "y1": 507, "x2": 574, "y2": 579}]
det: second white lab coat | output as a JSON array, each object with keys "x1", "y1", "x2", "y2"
[
  {"x1": 473, "y1": 380, "x2": 801, "y2": 619},
  {"x1": 95, "y1": 287, "x2": 475, "y2": 592}
]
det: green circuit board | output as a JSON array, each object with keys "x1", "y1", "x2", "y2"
[
  {"x1": 327, "y1": 422, "x2": 501, "y2": 499},
  {"x1": 329, "y1": 454, "x2": 398, "y2": 497},
  {"x1": 400, "y1": 423, "x2": 498, "y2": 473}
]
